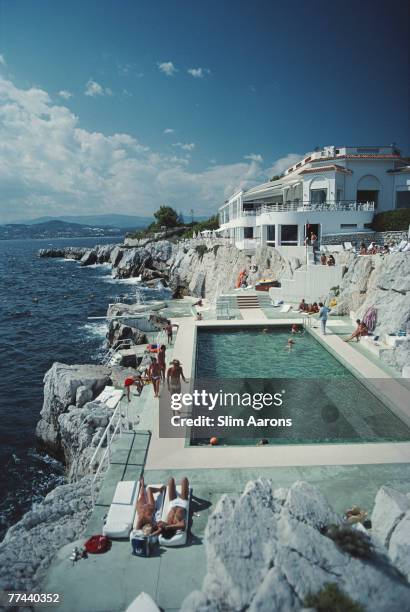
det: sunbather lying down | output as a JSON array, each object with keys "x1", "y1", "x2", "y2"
[
  {"x1": 135, "y1": 477, "x2": 164, "y2": 536},
  {"x1": 157, "y1": 477, "x2": 189, "y2": 538}
]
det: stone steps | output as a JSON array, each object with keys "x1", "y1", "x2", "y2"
[{"x1": 237, "y1": 295, "x2": 260, "y2": 309}]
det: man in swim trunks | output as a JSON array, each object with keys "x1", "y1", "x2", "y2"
[
  {"x1": 165, "y1": 320, "x2": 179, "y2": 345},
  {"x1": 157, "y1": 344, "x2": 166, "y2": 380},
  {"x1": 124, "y1": 375, "x2": 143, "y2": 402},
  {"x1": 167, "y1": 359, "x2": 187, "y2": 395},
  {"x1": 149, "y1": 357, "x2": 162, "y2": 398},
  {"x1": 157, "y1": 476, "x2": 189, "y2": 537},
  {"x1": 135, "y1": 477, "x2": 164, "y2": 536}
]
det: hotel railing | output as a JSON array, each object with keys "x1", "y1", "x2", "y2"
[{"x1": 241, "y1": 201, "x2": 375, "y2": 215}]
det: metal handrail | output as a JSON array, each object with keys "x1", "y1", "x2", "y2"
[{"x1": 90, "y1": 395, "x2": 126, "y2": 505}]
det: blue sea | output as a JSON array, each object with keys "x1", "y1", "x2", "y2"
[{"x1": 0, "y1": 237, "x2": 147, "y2": 540}]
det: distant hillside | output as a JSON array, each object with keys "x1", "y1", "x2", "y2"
[
  {"x1": 0, "y1": 219, "x2": 133, "y2": 240},
  {"x1": 20, "y1": 214, "x2": 153, "y2": 228}
]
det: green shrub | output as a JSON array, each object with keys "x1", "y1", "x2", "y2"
[
  {"x1": 372, "y1": 209, "x2": 410, "y2": 232},
  {"x1": 195, "y1": 245, "x2": 208, "y2": 259},
  {"x1": 304, "y1": 583, "x2": 364, "y2": 612},
  {"x1": 213, "y1": 244, "x2": 221, "y2": 257},
  {"x1": 324, "y1": 524, "x2": 374, "y2": 559},
  {"x1": 181, "y1": 215, "x2": 219, "y2": 238}
]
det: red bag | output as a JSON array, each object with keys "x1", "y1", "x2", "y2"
[{"x1": 84, "y1": 535, "x2": 111, "y2": 554}]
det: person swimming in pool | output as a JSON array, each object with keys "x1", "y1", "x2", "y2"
[
  {"x1": 286, "y1": 338, "x2": 295, "y2": 350},
  {"x1": 157, "y1": 477, "x2": 189, "y2": 538}
]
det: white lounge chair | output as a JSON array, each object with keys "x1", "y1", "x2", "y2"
[
  {"x1": 344, "y1": 242, "x2": 355, "y2": 251},
  {"x1": 95, "y1": 386, "x2": 124, "y2": 409},
  {"x1": 158, "y1": 485, "x2": 192, "y2": 547},
  {"x1": 280, "y1": 304, "x2": 292, "y2": 313},
  {"x1": 103, "y1": 480, "x2": 140, "y2": 539},
  {"x1": 390, "y1": 240, "x2": 407, "y2": 253}
]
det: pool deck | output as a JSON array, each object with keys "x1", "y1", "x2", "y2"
[{"x1": 41, "y1": 305, "x2": 410, "y2": 611}]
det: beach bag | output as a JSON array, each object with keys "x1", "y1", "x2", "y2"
[
  {"x1": 131, "y1": 534, "x2": 156, "y2": 557},
  {"x1": 84, "y1": 535, "x2": 111, "y2": 554}
]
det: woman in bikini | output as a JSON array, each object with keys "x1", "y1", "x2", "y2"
[
  {"x1": 157, "y1": 477, "x2": 189, "y2": 538},
  {"x1": 135, "y1": 477, "x2": 164, "y2": 536}
]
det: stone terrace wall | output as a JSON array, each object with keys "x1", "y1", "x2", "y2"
[{"x1": 322, "y1": 230, "x2": 407, "y2": 248}]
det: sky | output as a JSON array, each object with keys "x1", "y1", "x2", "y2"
[{"x1": 0, "y1": 0, "x2": 409, "y2": 223}]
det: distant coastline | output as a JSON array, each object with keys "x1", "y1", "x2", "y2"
[{"x1": 0, "y1": 219, "x2": 130, "y2": 240}]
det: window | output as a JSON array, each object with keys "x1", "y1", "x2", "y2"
[
  {"x1": 281, "y1": 225, "x2": 298, "y2": 244},
  {"x1": 336, "y1": 189, "x2": 342, "y2": 202},
  {"x1": 311, "y1": 189, "x2": 327, "y2": 204},
  {"x1": 244, "y1": 227, "x2": 254, "y2": 239},
  {"x1": 267, "y1": 225, "x2": 275, "y2": 242},
  {"x1": 396, "y1": 191, "x2": 410, "y2": 209},
  {"x1": 340, "y1": 224, "x2": 357, "y2": 229}
]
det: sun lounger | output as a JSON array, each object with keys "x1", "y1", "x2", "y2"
[
  {"x1": 344, "y1": 242, "x2": 355, "y2": 251},
  {"x1": 280, "y1": 304, "x2": 292, "y2": 313},
  {"x1": 95, "y1": 386, "x2": 124, "y2": 409},
  {"x1": 158, "y1": 485, "x2": 192, "y2": 547},
  {"x1": 103, "y1": 480, "x2": 140, "y2": 539}
]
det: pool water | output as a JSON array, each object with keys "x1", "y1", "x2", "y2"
[{"x1": 192, "y1": 327, "x2": 410, "y2": 445}]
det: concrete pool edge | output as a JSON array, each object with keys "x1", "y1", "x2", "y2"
[{"x1": 144, "y1": 317, "x2": 410, "y2": 471}]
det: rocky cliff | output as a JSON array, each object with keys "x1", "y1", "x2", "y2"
[
  {"x1": 0, "y1": 475, "x2": 100, "y2": 592},
  {"x1": 182, "y1": 480, "x2": 410, "y2": 612},
  {"x1": 39, "y1": 240, "x2": 301, "y2": 301},
  {"x1": 327, "y1": 252, "x2": 410, "y2": 372}
]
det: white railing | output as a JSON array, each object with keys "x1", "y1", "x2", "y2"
[
  {"x1": 242, "y1": 201, "x2": 375, "y2": 215},
  {"x1": 101, "y1": 339, "x2": 136, "y2": 365},
  {"x1": 90, "y1": 396, "x2": 127, "y2": 505}
]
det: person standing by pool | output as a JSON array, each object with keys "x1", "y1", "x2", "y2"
[
  {"x1": 165, "y1": 320, "x2": 179, "y2": 345},
  {"x1": 318, "y1": 302, "x2": 331, "y2": 335},
  {"x1": 149, "y1": 357, "x2": 161, "y2": 398},
  {"x1": 167, "y1": 359, "x2": 187, "y2": 396},
  {"x1": 157, "y1": 344, "x2": 166, "y2": 380}
]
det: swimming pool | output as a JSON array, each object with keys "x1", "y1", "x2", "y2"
[{"x1": 191, "y1": 326, "x2": 410, "y2": 446}]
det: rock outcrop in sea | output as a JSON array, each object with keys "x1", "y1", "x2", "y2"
[{"x1": 181, "y1": 480, "x2": 410, "y2": 612}]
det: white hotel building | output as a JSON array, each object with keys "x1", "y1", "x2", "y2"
[{"x1": 218, "y1": 145, "x2": 410, "y2": 251}]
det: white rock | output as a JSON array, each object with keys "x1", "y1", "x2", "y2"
[
  {"x1": 388, "y1": 513, "x2": 410, "y2": 580},
  {"x1": 371, "y1": 485, "x2": 410, "y2": 547}
]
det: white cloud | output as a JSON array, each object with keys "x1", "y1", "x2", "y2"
[
  {"x1": 58, "y1": 90, "x2": 73, "y2": 100},
  {"x1": 157, "y1": 61, "x2": 177, "y2": 77},
  {"x1": 0, "y1": 54, "x2": 6, "y2": 67},
  {"x1": 244, "y1": 153, "x2": 263, "y2": 163},
  {"x1": 164, "y1": 128, "x2": 175, "y2": 134},
  {"x1": 0, "y1": 75, "x2": 270, "y2": 222},
  {"x1": 84, "y1": 79, "x2": 112, "y2": 97},
  {"x1": 187, "y1": 67, "x2": 210, "y2": 79},
  {"x1": 269, "y1": 153, "x2": 303, "y2": 176},
  {"x1": 172, "y1": 142, "x2": 195, "y2": 151}
]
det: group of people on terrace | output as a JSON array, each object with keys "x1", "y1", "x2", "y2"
[
  {"x1": 124, "y1": 319, "x2": 187, "y2": 401},
  {"x1": 297, "y1": 299, "x2": 319, "y2": 314},
  {"x1": 319, "y1": 253, "x2": 335, "y2": 266}
]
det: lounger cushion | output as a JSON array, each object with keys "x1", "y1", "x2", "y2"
[{"x1": 103, "y1": 481, "x2": 140, "y2": 539}]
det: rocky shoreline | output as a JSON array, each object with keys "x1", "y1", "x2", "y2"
[{"x1": 0, "y1": 239, "x2": 408, "y2": 594}]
